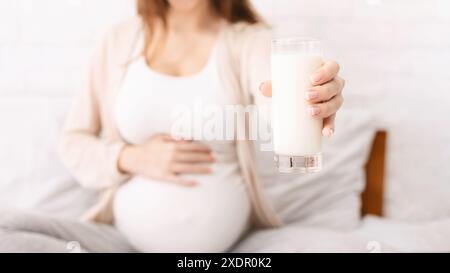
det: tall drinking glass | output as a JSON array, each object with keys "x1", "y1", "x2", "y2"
[{"x1": 271, "y1": 38, "x2": 324, "y2": 173}]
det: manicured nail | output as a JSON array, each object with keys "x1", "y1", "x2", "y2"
[
  {"x1": 310, "y1": 72, "x2": 322, "y2": 83},
  {"x1": 259, "y1": 82, "x2": 266, "y2": 91},
  {"x1": 305, "y1": 91, "x2": 319, "y2": 101},
  {"x1": 323, "y1": 128, "x2": 334, "y2": 138},
  {"x1": 309, "y1": 106, "x2": 321, "y2": 116}
]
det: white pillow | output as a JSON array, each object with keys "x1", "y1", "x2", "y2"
[{"x1": 0, "y1": 96, "x2": 97, "y2": 218}]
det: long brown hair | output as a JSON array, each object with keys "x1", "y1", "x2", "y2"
[
  {"x1": 136, "y1": 0, "x2": 262, "y2": 60},
  {"x1": 137, "y1": 0, "x2": 262, "y2": 26}
]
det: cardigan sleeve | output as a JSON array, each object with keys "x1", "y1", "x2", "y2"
[{"x1": 58, "y1": 31, "x2": 131, "y2": 190}]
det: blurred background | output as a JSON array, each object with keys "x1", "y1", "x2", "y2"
[{"x1": 0, "y1": 0, "x2": 449, "y2": 222}]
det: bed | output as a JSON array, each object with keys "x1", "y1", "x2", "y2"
[{"x1": 1, "y1": 99, "x2": 449, "y2": 252}]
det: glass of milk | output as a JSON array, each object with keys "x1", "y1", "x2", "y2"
[{"x1": 271, "y1": 38, "x2": 324, "y2": 173}]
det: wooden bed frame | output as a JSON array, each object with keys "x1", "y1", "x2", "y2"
[{"x1": 362, "y1": 131, "x2": 387, "y2": 217}]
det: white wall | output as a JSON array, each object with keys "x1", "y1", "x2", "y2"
[
  {"x1": 0, "y1": 0, "x2": 135, "y2": 96},
  {"x1": 0, "y1": 0, "x2": 449, "y2": 221}
]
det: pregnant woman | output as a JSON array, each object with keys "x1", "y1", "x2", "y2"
[{"x1": 0, "y1": 0, "x2": 345, "y2": 253}]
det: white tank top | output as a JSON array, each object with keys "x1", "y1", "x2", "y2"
[{"x1": 113, "y1": 42, "x2": 251, "y2": 252}]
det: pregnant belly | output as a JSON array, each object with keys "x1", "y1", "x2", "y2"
[{"x1": 113, "y1": 173, "x2": 251, "y2": 253}]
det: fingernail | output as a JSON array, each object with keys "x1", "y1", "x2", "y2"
[
  {"x1": 308, "y1": 106, "x2": 321, "y2": 116},
  {"x1": 259, "y1": 82, "x2": 266, "y2": 91},
  {"x1": 323, "y1": 128, "x2": 334, "y2": 138},
  {"x1": 310, "y1": 72, "x2": 322, "y2": 83},
  {"x1": 305, "y1": 91, "x2": 319, "y2": 101}
]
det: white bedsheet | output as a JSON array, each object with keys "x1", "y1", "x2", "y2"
[
  {"x1": 233, "y1": 216, "x2": 450, "y2": 253},
  {"x1": 355, "y1": 216, "x2": 450, "y2": 252}
]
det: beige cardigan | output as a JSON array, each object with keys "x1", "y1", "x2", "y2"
[{"x1": 58, "y1": 17, "x2": 282, "y2": 228}]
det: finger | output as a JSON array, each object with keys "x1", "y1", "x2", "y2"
[
  {"x1": 170, "y1": 163, "x2": 212, "y2": 175},
  {"x1": 176, "y1": 142, "x2": 211, "y2": 153},
  {"x1": 310, "y1": 61, "x2": 340, "y2": 86},
  {"x1": 152, "y1": 133, "x2": 177, "y2": 142},
  {"x1": 322, "y1": 114, "x2": 336, "y2": 138},
  {"x1": 160, "y1": 134, "x2": 192, "y2": 142},
  {"x1": 163, "y1": 174, "x2": 197, "y2": 187},
  {"x1": 174, "y1": 152, "x2": 215, "y2": 163},
  {"x1": 305, "y1": 77, "x2": 344, "y2": 103},
  {"x1": 308, "y1": 94, "x2": 344, "y2": 118},
  {"x1": 259, "y1": 81, "x2": 272, "y2": 97}
]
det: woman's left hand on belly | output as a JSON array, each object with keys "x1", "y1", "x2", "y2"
[
  {"x1": 118, "y1": 134, "x2": 215, "y2": 186},
  {"x1": 260, "y1": 60, "x2": 345, "y2": 138}
]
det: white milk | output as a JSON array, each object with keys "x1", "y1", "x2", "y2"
[{"x1": 271, "y1": 50, "x2": 324, "y2": 173}]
